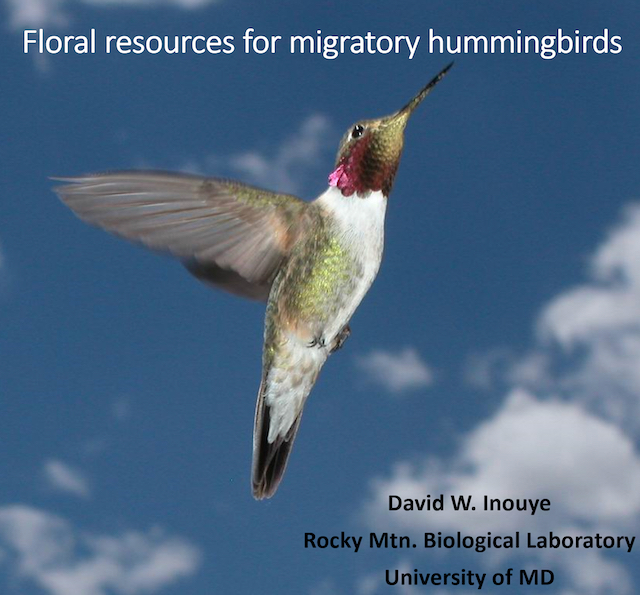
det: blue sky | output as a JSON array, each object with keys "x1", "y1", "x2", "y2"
[{"x1": 2, "y1": 1, "x2": 640, "y2": 594}]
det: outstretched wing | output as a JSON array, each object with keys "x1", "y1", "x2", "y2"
[{"x1": 54, "y1": 171, "x2": 308, "y2": 301}]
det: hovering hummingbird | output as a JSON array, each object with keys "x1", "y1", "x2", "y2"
[{"x1": 54, "y1": 63, "x2": 452, "y2": 499}]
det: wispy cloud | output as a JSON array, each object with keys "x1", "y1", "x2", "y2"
[
  {"x1": 464, "y1": 348, "x2": 553, "y2": 393},
  {"x1": 356, "y1": 573, "x2": 382, "y2": 595},
  {"x1": 183, "y1": 114, "x2": 334, "y2": 196},
  {"x1": 6, "y1": 0, "x2": 219, "y2": 30},
  {"x1": 226, "y1": 114, "x2": 334, "y2": 195},
  {"x1": 6, "y1": 0, "x2": 66, "y2": 29},
  {"x1": 111, "y1": 397, "x2": 131, "y2": 422},
  {"x1": 539, "y1": 203, "x2": 640, "y2": 348},
  {"x1": 361, "y1": 202, "x2": 640, "y2": 595},
  {"x1": 0, "y1": 505, "x2": 201, "y2": 595},
  {"x1": 534, "y1": 204, "x2": 640, "y2": 423},
  {"x1": 467, "y1": 203, "x2": 640, "y2": 425},
  {"x1": 43, "y1": 459, "x2": 91, "y2": 499},
  {"x1": 355, "y1": 348, "x2": 434, "y2": 394}
]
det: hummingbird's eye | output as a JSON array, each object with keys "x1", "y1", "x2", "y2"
[{"x1": 351, "y1": 124, "x2": 365, "y2": 139}]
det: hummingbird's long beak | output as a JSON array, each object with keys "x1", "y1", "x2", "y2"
[
  {"x1": 396, "y1": 62, "x2": 454, "y2": 121},
  {"x1": 345, "y1": 62, "x2": 453, "y2": 192}
]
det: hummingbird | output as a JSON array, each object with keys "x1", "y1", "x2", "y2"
[{"x1": 54, "y1": 63, "x2": 452, "y2": 499}]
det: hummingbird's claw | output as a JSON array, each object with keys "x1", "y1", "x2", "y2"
[
  {"x1": 330, "y1": 324, "x2": 351, "y2": 354},
  {"x1": 307, "y1": 336, "x2": 326, "y2": 349}
]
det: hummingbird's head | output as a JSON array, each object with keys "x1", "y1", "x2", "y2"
[{"x1": 329, "y1": 63, "x2": 453, "y2": 198}]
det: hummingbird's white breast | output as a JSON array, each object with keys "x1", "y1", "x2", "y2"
[{"x1": 315, "y1": 185, "x2": 387, "y2": 341}]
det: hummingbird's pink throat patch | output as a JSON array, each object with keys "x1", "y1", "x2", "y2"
[
  {"x1": 329, "y1": 157, "x2": 397, "y2": 198},
  {"x1": 328, "y1": 164, "x2": 348, "y2": 188},
  {"x1": 329, "y1": 133, "x2": 398, "y2": 197},
  {"x1": 328, "y1": 162, "x2": 361, "y2": 197}
]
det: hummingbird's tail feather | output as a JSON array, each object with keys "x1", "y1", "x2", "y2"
[
  {"x1": 251, "y1": 337, "x2": 326, "y2": 499},
  {"x1": 252, "y1": 380, "x2": 303, "y2": 499}
]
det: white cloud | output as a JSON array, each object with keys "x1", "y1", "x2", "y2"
[
  {"x1": 82, "y1": 0, "x2": 213, "y2": 6},
  {"x1": 6, "y1": 0, "x2": 218, "y2": 30},
  {"x1": 43, "y1": 460, "x2": 91, "y2": 499},
  {"x1": 466, "y1": 203, "x2": 640, "y2": 426},
  {"x1": 356, "y1": 348, "x2": 434, "y2": 394},
  {"x1": 528, "y1": 205, "x2": 640, "y2": 425},
  {"x1": 559, "y1": 549, "x2": 631, "y2": 595},
  {"x1": 458, "y1": 206, "x2": 639, "y2": 428},
  {"x1": 137, "y1": 115, "x2": 332, "y2": 197},
  {"x1": 0, "y1": 505, "x2": 200, "y2": 595},
  {"x1": 361, "y1": 202, "x2": 640, "y2": 595},
  {"x1": 356, "y1": 572, "x2": 383, "y2": 595},
  {"x1": 540, "y1": 204, "x2": 640, "y2": 348},
  {"x1": 464, "y1": 347, "x2": 509, "y2": 390},
  {"x1": 199, "y1": 114, "x2": 334, "y2": 196},
  {"x1": 6, "y1": 0, "x2": 66, "y2": 29},
  {"x1": 362, "y1": 391, "x2": 640, "y2": 595},
  {"x1": 364, "y1": 389, "x2": 640, "y2": 533}
]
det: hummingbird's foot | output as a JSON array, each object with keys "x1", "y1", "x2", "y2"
[
  {"x1": 307, "y1": 336, "x2": 326, "y2": 349},
  {"x1": 329, "y1": 324, "x2": 351, "y2": 354}
]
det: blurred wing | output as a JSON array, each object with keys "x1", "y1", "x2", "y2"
[{"x1": 54, "y1": 171, "x2": 308, "y2": 301}]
